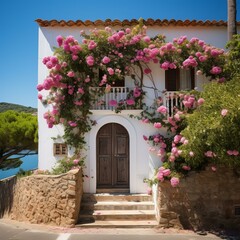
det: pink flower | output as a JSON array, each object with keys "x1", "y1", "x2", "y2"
[
  {"x1": 107, "y1": 67, "x2": 114, "y2": 75},
  {"x1": 197, "y1": 98, "x2": 205, "y2": 105},
  {"x1": 74, "y1": 100, "x2": 83, "y2": 106},
  {"x1": 143, "y1": 36, "x2": 151, "y2": 43},
  {"x1": 85, "y1": 76, "x2": 91, "y2": 83},
  {"x1": 154, "y1": 122, "x2": 162, "y2": 129},
  {"x1": 205, "y1": 151, "x2": 216, "y2": 158},
  {"x1": 143, "y1": 135, "x2": 148, "y2": 141},
  {"x1": 227, "y1": 150, "x2": 239, "y2": 156},
  {"x1": 72, "y1": 55, "x2": 78, "y2": 61},
  {"x1": 210, "y1": 66, "x2": 222, "y2": 75},
  {"x1": 232, "y1": 150, "x2": 239, "y2": 156},
  {"x1": 160, "y1": 61, "x2": 170, "y2": 70},
  {"x1": 68, "y1": 121, "x2": 77, "y2": 127},
  {"x1": 174, "y1": 135, "x2": 182, "y2": 143},
  {"x1": 67, "y1": 71, "x2": 75, "y2": 77},
  {"x1": 56, "y1": 35, "x2": 64, "y2": 46},
  {"x1": 170, "y1": 177, "x2": 179, "y2": 187},
  {"x1": 227, "y1": 150, "x2": 233, "y2": 155},
  {"x1": 169, "y1": 155, "x2": 176, "y2": 162},
  {"x1": 38, "y1": 93, "x2": 43, "y2": 100},
  {"x1": 88, "y1": 40, "x2": 97, "y2": 50},
  {"x1": 182, "y1": 165, "x2": 191, "y2": 171},
  {"x1": 156, "y1": 172, "x2": 164, "y2": 181},
  {"x1": 109, "y1": 100, "x2": 117, "y2": 106},
  {"x1": 126, "y1": 99, "x2": 135, "y2": 105},
  {"x1": 102, "y1": 56, "x2": 111, "y2": 64},
  {"x1": 157, "y1": 106, "x2": 167, "y2": 114},
  {"x1": 133, "y1": 88, "x2": 141, "y2": 98},
  {"x1": 37, "y1": 84, "x2": 43, "y2": 91},
  {"x1": 183, "y1": 56, "x2": 198, "y2": 68},
  {"x1": 86, "y1": 55, "x2": 94, "y2": 66},
  {"x1": 162, "y1": 169, "x2": 171, "y2": 176},
  {"x1": 211, "y1": 166, "x2": 217, "y2": 172},
  {"x1": 78, "y1": 88, "x2": 84, "y2": 94},
  {"x1": 221, "y1": 109, "x2": 228, "y2": 116},
  {"x1": 73, "y1": 159, "x2": 79, "y2": 165},
  {"x1": 142, "y1": 118, "x2": 149, "y2": 123},
  {"x1": 144, "y1": 68, "x2": 152, "y2": 74}
]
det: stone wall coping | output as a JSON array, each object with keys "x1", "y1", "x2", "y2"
[{"x1": 20, "y1": 168, "x2": 81, "y2": 180}]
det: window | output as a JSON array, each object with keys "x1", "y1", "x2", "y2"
[
  {"x1": 164, "y1": 68, "x2": 195, "y2": 115},
  {"x1": 53, "y1": 143, "x2": 68, "y2": 156},
  {"x1": 165, "y1": 68, "x2": 195, "y2": 91}
]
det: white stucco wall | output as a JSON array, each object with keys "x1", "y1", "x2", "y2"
[{"x1": 38, "y1": 23, "x2": 231, "y2": 193}]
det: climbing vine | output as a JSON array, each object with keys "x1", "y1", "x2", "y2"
[{"x1": 38, "y1": 20, "x2": 229, "y2": 184}]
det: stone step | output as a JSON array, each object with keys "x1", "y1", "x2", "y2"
[
  {"x1": 82, "y1": 193, "x2": 152, "y2": 202},
  {"x1": 79, "y1": 210, "x2": 156, "y2": 221},
  {"x1": 78, "y1": 193, "x2": 157, "y2": 228},
  {"x1": 76, "y1": 220, "x2": 158, "y2": 228},
  {"x1": 81, "y1": 201, "x2": 155, "y2": 211}
]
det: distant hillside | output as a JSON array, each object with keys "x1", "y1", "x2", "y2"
[{"x1": 0, "y1": 102, "x2": 37, "y2": 113}]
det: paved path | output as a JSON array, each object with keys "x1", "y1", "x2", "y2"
[{"x1": 0, "y1": 219, "x2": 239, "y2": 240}]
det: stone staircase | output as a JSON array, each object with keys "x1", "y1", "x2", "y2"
[{"x1": 76, "y1": 193, "x2": 158, "y2": 228}]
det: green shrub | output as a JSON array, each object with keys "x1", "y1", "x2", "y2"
[{"x1": 179, "y1": 76, "x2": 240, "y2": 170}]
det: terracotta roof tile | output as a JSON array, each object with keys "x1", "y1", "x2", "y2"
[{"x1": 35, "y1": 18, "x2": 240, "y2": 27}]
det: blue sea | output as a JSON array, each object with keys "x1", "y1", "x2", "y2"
[{"x1": 0, "y1": 155, "x2": 38, "y2": 180}]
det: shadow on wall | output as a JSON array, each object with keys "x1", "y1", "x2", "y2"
[{"x1": 0, "y1": 176, "x2": 16, "y2": 218}]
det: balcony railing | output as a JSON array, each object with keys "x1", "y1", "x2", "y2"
[
  {"x1": 90, "y1": 87, "x2": 135, "y2": 110},
  {"x1": 163, "y1": 91, "x2": 183, "y2": 116},
  {"x1": 90, "y1": 88, "x2": 183, "y2": 114}
]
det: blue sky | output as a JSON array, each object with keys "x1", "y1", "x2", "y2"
[{"x1": 0, "y1": 0, "x2": 239, "y2": 108}]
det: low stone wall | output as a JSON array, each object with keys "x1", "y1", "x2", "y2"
[
  {"x1": 4, "y1": 169, "x2": 83, "y2": 227},
  {"x1": 157, "y1": 167, "x2": 240, "y2": 231}
]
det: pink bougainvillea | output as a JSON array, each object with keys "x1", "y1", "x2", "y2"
[{"x1": 38, "y1": 21, "x2": 228, "y2": 187}]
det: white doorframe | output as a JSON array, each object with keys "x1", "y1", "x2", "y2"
[{"x1": 88, "y1": 114, "x2": 137, "y2": 193}]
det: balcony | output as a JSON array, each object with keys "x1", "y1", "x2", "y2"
[
  {"x1": 90, "y1": 87, "x2": 141, "y2": 111},
  {"x1": 163, "y1": 91, "x2": 183, "y2": 116},
  {"x1": 90, "y1": 88, "x2": 182, "y2": 115}
]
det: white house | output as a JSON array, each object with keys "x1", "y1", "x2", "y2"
[{"x1": 36, "y1": 18, "x2": 239, "y2": 194}]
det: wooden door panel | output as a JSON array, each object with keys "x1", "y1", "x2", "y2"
[
  {"x1": 115, "y1": 136, "x2": 127, "y2": 154},
  {"x1": 114, "y1": 157, "x2": 129, "y2": 185},
  {"x1": 98, "y1": 156, "x2": 112, "y2": 185},
  {"x1": 98, "y1": 136, "x2": 111, "y2": 155}
]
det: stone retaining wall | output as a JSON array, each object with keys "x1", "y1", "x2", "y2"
[
  {"x1": 3, "y1": 168, "x2": 83, "y2": 227},
  {"x1": 157, "y1": 167, "x2": 240, "y2": 231}
]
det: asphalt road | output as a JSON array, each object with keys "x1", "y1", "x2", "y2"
[{"x1": 0, "y1": 219, "x2": 239, "y2": 240}]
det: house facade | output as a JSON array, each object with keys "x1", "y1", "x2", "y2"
[{"x1": 36, "y1": 19, "x2": 238, "y2": 194}]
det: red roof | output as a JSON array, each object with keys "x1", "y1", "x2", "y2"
[{"x1": 35, "y1": 18, "x2": 240, "y2": 27}]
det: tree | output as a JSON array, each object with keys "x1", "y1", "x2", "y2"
[
  {"x1": 228, "y1": 0, "x2": 237, "y2": 41},
  {"x1": 0, "y1": 110, "x2": 38, "y2": 170}
]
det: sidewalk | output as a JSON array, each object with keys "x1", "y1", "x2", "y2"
[{"x1": 0, "y1": 218, "x2": 239, "y2": 240}]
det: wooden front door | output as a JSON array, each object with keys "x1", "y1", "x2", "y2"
[{"x1": 97, "y1": 123, "x2": 129, "y2": 189}]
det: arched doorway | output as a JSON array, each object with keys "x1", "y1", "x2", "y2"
[{"x1": 96, "y1": 123, "x2": 129, "y2": 191}]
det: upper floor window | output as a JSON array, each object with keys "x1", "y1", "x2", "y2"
[{"x1": 165, "y1": 68, "x2": 195, "y2": 91}]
